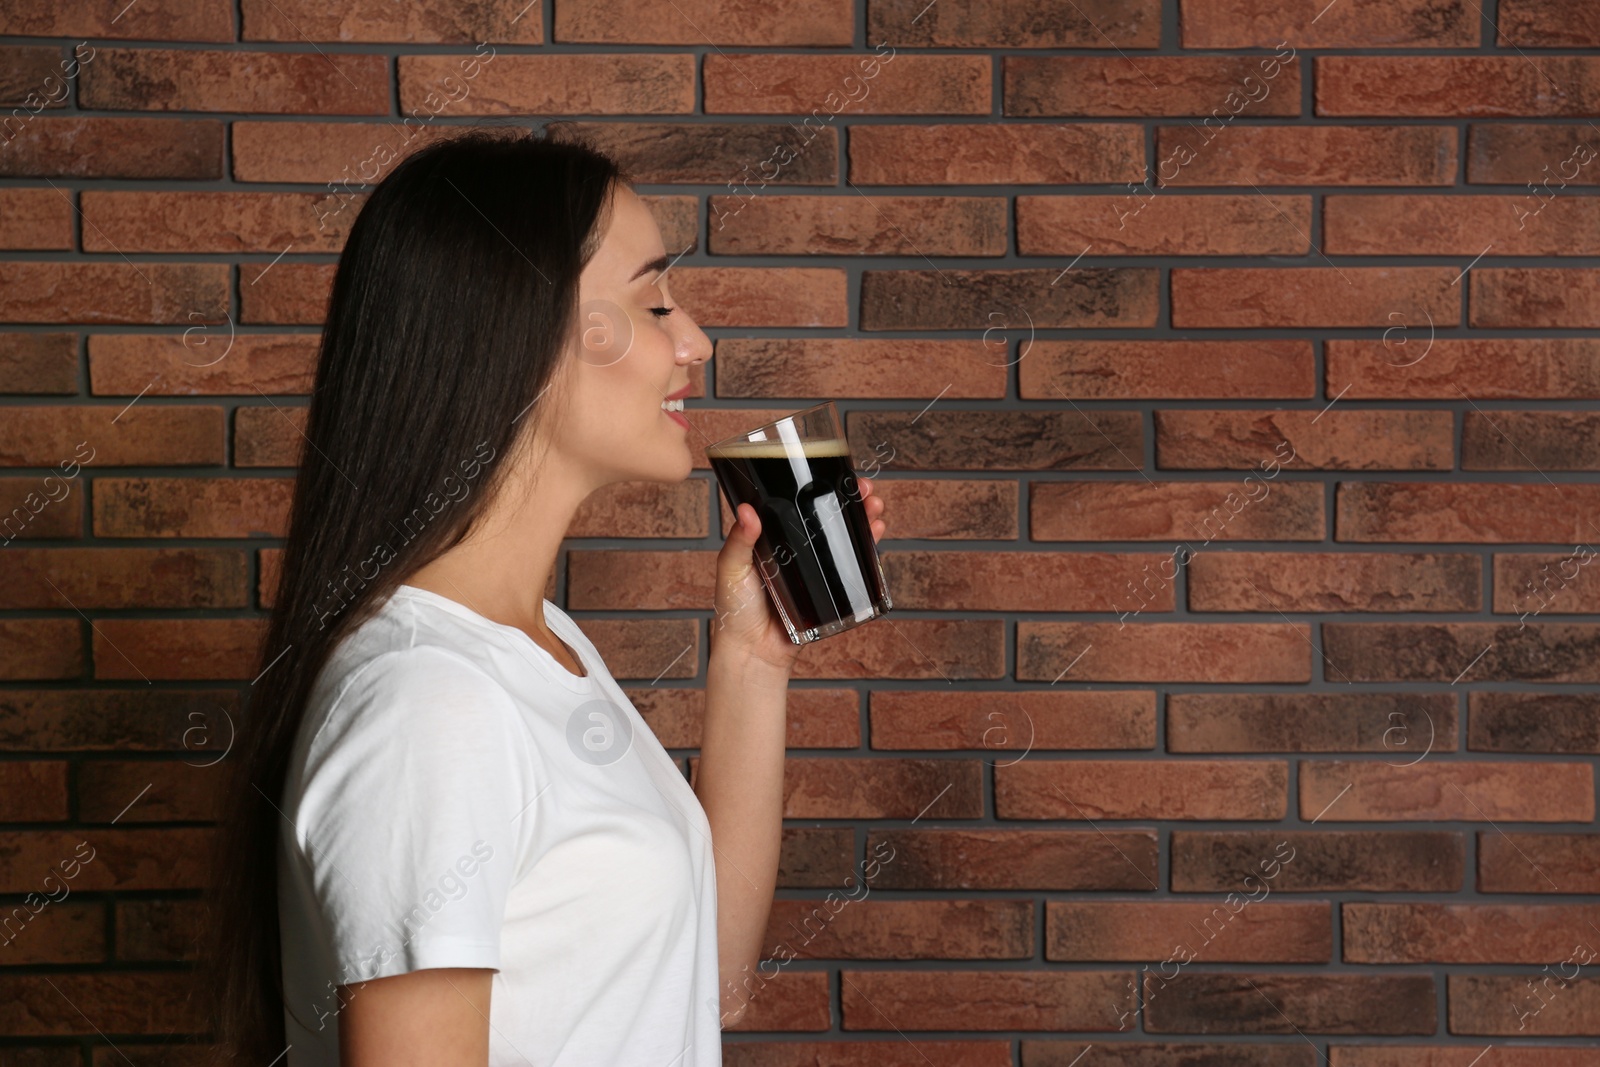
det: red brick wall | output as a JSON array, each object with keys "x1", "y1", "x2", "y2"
[{"x1": 3, "y1": 0, "x2": 1599, "y2": 1062}]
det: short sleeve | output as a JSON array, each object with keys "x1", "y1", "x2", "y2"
[{"x1": 292, "y1": 645, "x2": 536, "y2": 987}]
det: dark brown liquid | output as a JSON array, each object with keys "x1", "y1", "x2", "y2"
[{"x1": 708, "y1": 438, "x2": 891, "y2": 641}]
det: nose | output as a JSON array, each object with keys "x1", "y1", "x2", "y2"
[{"x1": 676, "y1": 321, "x2": 713, "y2": 366}]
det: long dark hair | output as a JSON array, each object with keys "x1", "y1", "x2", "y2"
[{"x1": 196, "y1": 127, "x2": 625, "y2": 1060}]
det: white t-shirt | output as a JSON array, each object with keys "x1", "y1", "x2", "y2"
[{"x1": 276, "y1": 584, "x2": 723, "y2": 1066}]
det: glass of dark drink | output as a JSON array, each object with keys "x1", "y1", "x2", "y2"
[{"x1": 706, "y1": 401, "x2": 893, "y2": 644}]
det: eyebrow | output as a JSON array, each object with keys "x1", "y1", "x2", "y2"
[{"x1": 629, "y1": 253, "x2": 670, "y2": 283}]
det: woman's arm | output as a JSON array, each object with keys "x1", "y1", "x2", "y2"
[
  {"x1": 339, "y1": 967, "x2": 493, "y2": 1065},
  {"x1": 694, "y1": 647, "x2": 793, "y2": 1027},
  {"x1": 695, "y1": 480, "x2": 884, "y2": 1027}
]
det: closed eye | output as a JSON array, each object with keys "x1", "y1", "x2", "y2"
[{"x1": 649, "y1": 306, "x2": 674, "y2": 318}]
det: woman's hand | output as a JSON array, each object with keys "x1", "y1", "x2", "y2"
[{"x1": 712, "y1": 476, "x2": 887, "y2": 672}]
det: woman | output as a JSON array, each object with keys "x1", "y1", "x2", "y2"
[{"x1": 197, "y1": 129, "x2": 886, "y2": 1065}]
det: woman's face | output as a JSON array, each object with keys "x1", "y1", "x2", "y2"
[{"x1": 550, "y1": 183, "x2": 712, "y2": 488}]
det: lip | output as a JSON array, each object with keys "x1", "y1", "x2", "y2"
[{"x1": 663, "y1": 382, "x2": 692, "y2": 401}]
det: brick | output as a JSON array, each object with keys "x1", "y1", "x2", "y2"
[
  {"x1": 705, "y1": 54, "x2": 990, "y2": 115},
  {"x1": 399, "y1": 54, "x2": 693, "y2": 116},
  {"x1": 0, "y1": 332, "x2": 76, "y2": 393},
  {"x1": 1171, "y1": 267, "x2": 1459, "y2": 328},
  {"x1": 1168, "y1": 693, "x2": 1459, "y2": 753},
  {"x1": 0, "y1": 688, "x2": 239, "y2": 752},
  {"x1": 1030, "y1": 481, "x2": 1326, "y2": 542},
  {"x1": 1187, "y1": 552, "x2": 1480, "y2": 613},
  {"x1": 1302, "y1": 759, "x2": 1593, "y2": 822},
  {"x1": 868, "y1": 829, "x2": 1158, "y2": 891},
  {"x1": 231, "y1": 120, "x2": 521, "y2": 183},
  {"x1": 1157, "y1": 409, "x2": 1451, "y2": 471},
  {"x1": 1145, "y1": 973, "x2": 1435, "y2": 1034},
  {"x1": 93, "y1": 619, "x2": 267, "y2": 680},
  {"x1": 771, "y1": 758, "x2": 982, "y2": 819},
  {"x1": 93, "y1": 477, "x2": 293, "y2": 538},
  {"x1": 766, "y1": 898, "x2": 1031, "y2": 959},
  {"x1": 726, "y1": 1041, "x2": 1010, "y2": 1063},
  {"x1": 870, "y1": 689, "x2": 1156, "y2": 750},
  {"x1": 82, "y1": 191, "x2": 352, "y2": 253},
  {"x1": 567, "y1": 550, "x2": 719, "y2": 610},
  {"x1": 1472, "y1": 268, "x2": 1600, "y2": 327},
  {"x1": 626, "y1": 686, "x2": 859, "y2": 749},
  {"x1": 0, "y1": 116, "x2": 224, "y2": 179},
  {"x1": 1465, "y1": 411, "x2": 1600, "y2": 470},
  {"x1": 1047, "y1": 901, "x2": 1331, "y2": 962},
  {"x1": 1157, "y1": 126, "x2": 1456, "y2": 185},
  {"x1": 0, "y1": 902, "x2": 103, "y2": 964},
  {"x1": 872, "y1": 0, "x2": 1160, "y2": 47},
  {"x1": 570, "y1": 479, "x2": 708, "y2": 538},
  {"x1": 723, "y1": 969, "x2": 831, "y2": 1031},
  {"x1": 1005, "y1": 56, "x2": 1300, "y2": 117},
  {"x1": 670, "y1": 268, "x2": 846, "y2": 328},
  {"x1": 774, "y1": 827, "x2": 856, "y2": 887},
  {"x1": 1345, "y1": 903, "x2": 1600, "y2": 963},
  {"x1": 1020, "y1": 340, "x2": 1316, "y2": 400},
  {"x1": 1327, "y1": 194, "x2": 1600, "y2": 255},
  {"x1": 641, "y1": 194, "x2": 700, "y2": 255},
  {"x1": 709, "y1": 195, "x2": 1006, "y2": 256},
  {"x1": 80, "y1": 49, "x2": 389, "y2": 114},
  {"x1": 1448, "y1": 974, "x2": 1600, "y2": 1035},
  {"x1": 713, "y1": 338, "x2": 1007, "y2": 399},
  {"x1": 0, "y1": 828, "x2": 212, "y2": 892},
  {"x1": 883, "y1": 550, "x2": 1174, "y2": 612},
  {"x1": 1330, "y1": 1048, "x2": 1600, "y2": 1067},
  {"x1": 546, "y1": 121, "x2": 839, "y2": 185},
  {"x1": 1318, "y1": 56, "x2": 1600, "y2": 117},
  {"x1": 1172, "y1": 830, "x2": 1464, "y2": 892},
  {"x1": 0, "y1": 973, "x2": 205, "y2": 1035},
  {"x1": 241, "y1": 0, "x2": 542, "y2": 42},
  {"x1": 1326, "y1": 338, "x2": 1600, "y2": 399},
  {"x1": 0, "y1": 761, "x2": 67, "y2": 820},
  {"x1": 1480, "y1": 832, "x2": 1600, "y2": 893},
  {"x1": 861, "y1": 268, "x2": 1158, "y2": 330},
  {"x1": 997, "y1": 759, "x2": 1287, "y2": 820},
  {"x1": 239, "y1": 261, "x2": 333, "y2": 324},
  {"x1": 78, "y1": 760, "x2": 220, "y2": 822},
  {"x1": 1016, "y1": 194, "x2": 1310, "y2": 256},
  {"x1": 1182, "y1": 0, "x2": 1477, "y2": 46},
  {"x1": 571, "y1": 618, "x2": 697, "y2": 680},
  {"x1": 116, "y1": 898, "x2": 202, "y2": 961},
  {"x1": 1467, "y1": 123, "x2": 1600, "y2": 184},
  {"x1": 556, "y1": 0, "x2": 852, "y2": 45},
  {"x1": 839, "y1": 970, "x2": 1133, "y2": 1032},
  {"x1": 1325, "y1": 621, "x2": 1600, "y2": 683},
  {"x1": 0, "y1": 1, "x2": 232, "y2": 39},
  {"x1": 1499, "y1": 0, "x2": 1600, "y2": 46},
  {"x1": 0, "y1": 548, "x2": 247, "y2": 609},
  {"x1": 773, "y1": 619, "x2": 1003, "y2": 680},
  {"x1": 846, "y1": 410, "x2": 1142, "y2": 471},
  {"x1": 0, "y1": 405, "x2": 222, "y2": 466},
  {"x1": 0, "y1": 263, "x2": 228, "y2": 324},
  {"x1": 0, "y1": 45, "x2": 74, "y2": 107},
  {"x1": 1019, "y1": 622, "x2": 1311, "y2": 683},
  {"x1": 1030, "y1": 1043, "x2": 1318, "y2": 1067},
  {"x1": 0, "y1": 619, "x2": 82, "y2": 679},
  {"x1": 1337, "y1": 483, "x2": 1600, "y2": 543},
  {"x1": 234, "y1": 404, "x2": 305, "y2": 467},
  {"x1": 849, "y1": 125, "x2": 1145, "y2": 185},
  {"x1": 0, "y1": 187, "x2": 71, "y2": 248},
  {"x1": 0, "y1": 476, "x2": 84, "y2": 540},
  {"x1": 90, "y1": 334, "x2": 318, "y2": 395},
  {"x1": 1469, "y1": 692, "x2": 1600, "y2": 754}
]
